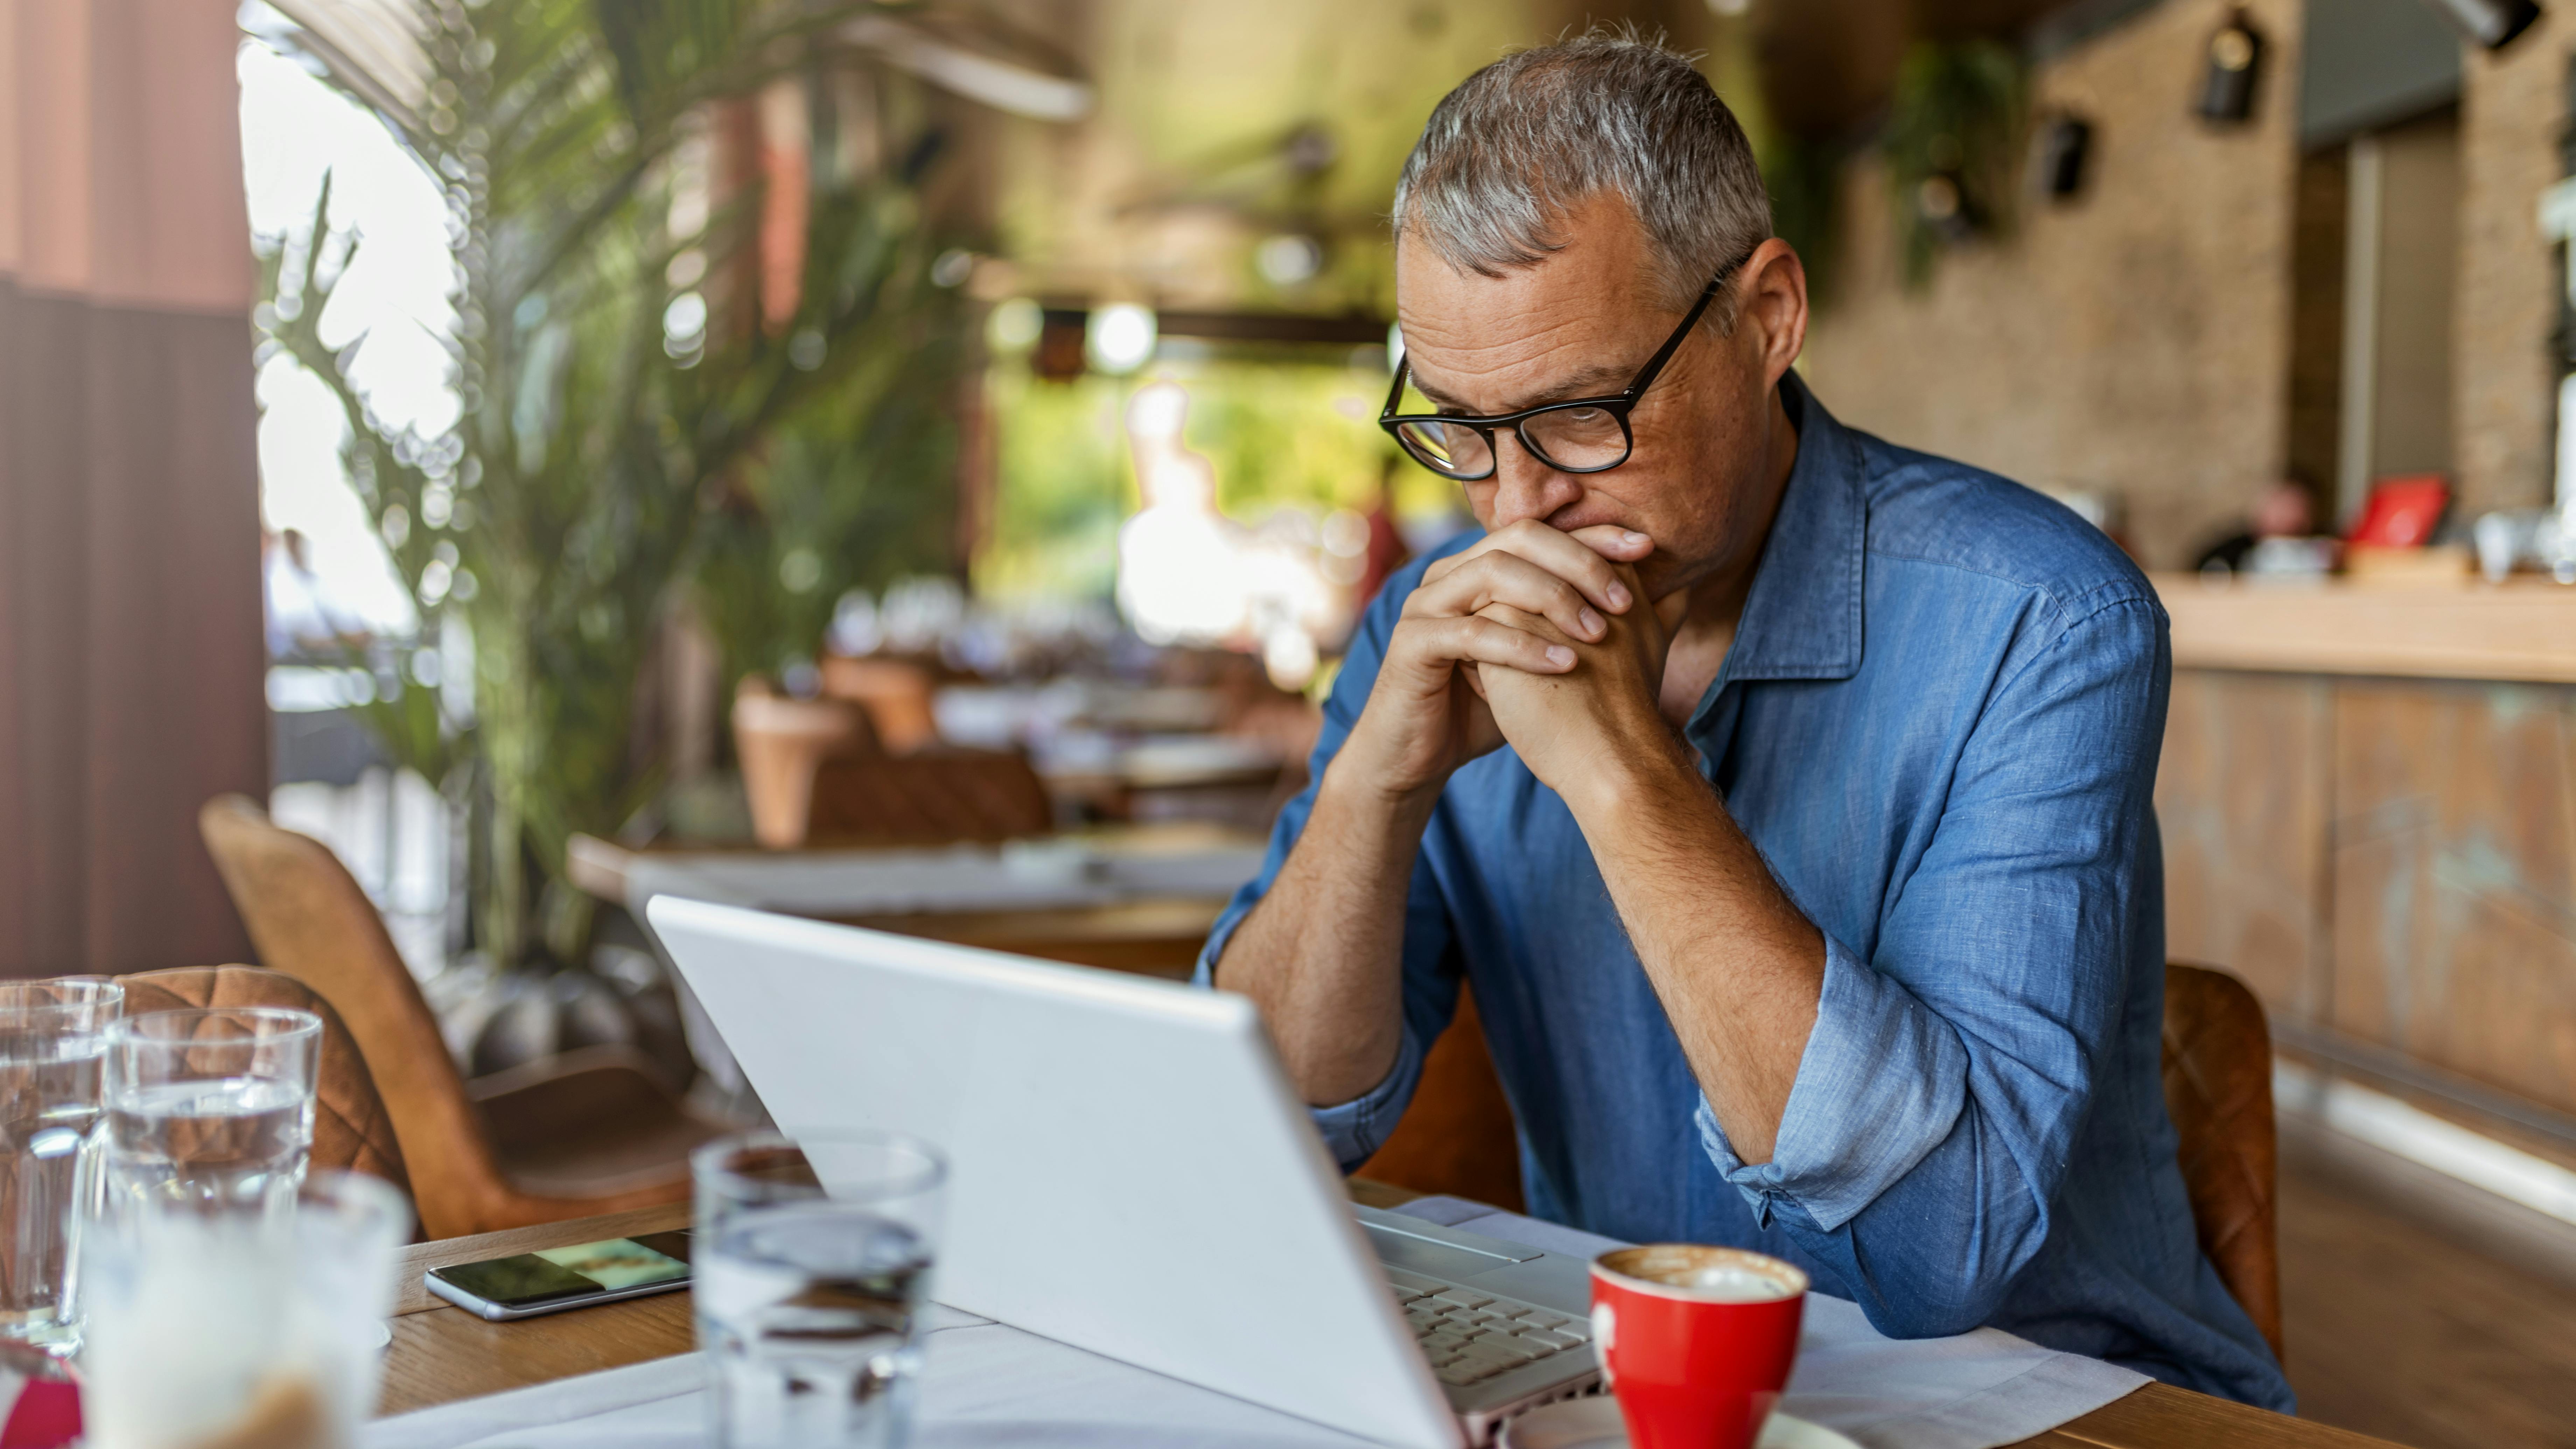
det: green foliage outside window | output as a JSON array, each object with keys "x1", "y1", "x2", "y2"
[{"x1": 973, "y1": 356, "x2": 1423, "y2": 606}]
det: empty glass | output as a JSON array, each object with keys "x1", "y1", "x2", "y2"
[
  {"x1": 102, "y1": 1008, "x2": 319, "y2": 1216},
  {"x1": 0, "y1": 979, "x2": 121, "y2": 1354},
  {"x1": 695, "y1": 1131, "x2": 947, "y2": 1449},
  {"x1": 80, "y1": 1169, "x2": 409, "y2": 1449}
]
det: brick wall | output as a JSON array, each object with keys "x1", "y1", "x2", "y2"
[
  {"x1": 1803, "y1": 0, "x2": 2576, "y2": 562},
  {"x1": 2455, "y1": 12, "x2": 2567, "y2": 517}
]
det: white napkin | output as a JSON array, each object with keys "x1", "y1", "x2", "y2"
[{"x1": 367, "y1": 1203, "x2": 2147, "y2": 1449}]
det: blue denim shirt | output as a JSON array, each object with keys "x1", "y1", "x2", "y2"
[{"x1": 1198, "y1": 375, "x2": 2290, "y2": 1409}]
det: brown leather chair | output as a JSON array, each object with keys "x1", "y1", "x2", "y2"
[
  {"x1": 1358, "y1": 986, "x2": 1525, "y2": 1214},
  {"x1": 197, "y1": 795, "x2": 728, "y2": 1240},
  {"x1": 804, "y1": 750, "x2": 1056, "y2": 845},
  {"x1": 819, "y1": 655, "x2": 941, "y2": 753},
  {"x1": 730, "y1": 674, "x2": 1052, "y2": 848},
  {"x1": 1360, "y1": 963, "x2": 2285, "y2": 1362},
  {"x1": 2161, "y1": 962, "x2": 2283, "y2": 1362},
  {"x1": 113, "y1": 965, "x2": 408, "y2": 1193},
  {"x1": 733, "y1": 681, "x2": 878, "y2": 849}
]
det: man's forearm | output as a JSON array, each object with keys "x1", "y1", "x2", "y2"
[
  {"x1": 1565, "y1": 746, "x2": 1823, "y2": 1163},
  {"x1": 1212, "y1": 759, "x2": 1439, "y2": 1106}
]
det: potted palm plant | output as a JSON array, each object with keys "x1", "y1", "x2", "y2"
[{"x1": 251, "y1": 0, "x2": 999, "y2": 987}]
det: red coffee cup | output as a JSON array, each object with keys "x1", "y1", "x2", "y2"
[{"x1": 1589, "y1": 1244, "x2": 1807, "y2": 1449}]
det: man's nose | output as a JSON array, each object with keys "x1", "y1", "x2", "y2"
[{"x1": 1485, "y1": 431, "x2": 1585, "y2": 530}]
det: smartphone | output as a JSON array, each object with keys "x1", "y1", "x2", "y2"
[{"x1": 424, "y1": 1229, "x2": 694, "y2": 1321}]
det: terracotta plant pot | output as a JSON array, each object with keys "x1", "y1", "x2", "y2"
[{"x1": 732, "y1": 680, "x2": 873, "y2": 848}]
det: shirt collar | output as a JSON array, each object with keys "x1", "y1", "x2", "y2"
[{"x1": 1714, "y1": 370, "x2": 1867, "y2": 684}]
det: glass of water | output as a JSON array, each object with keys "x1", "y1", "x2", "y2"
[
  {"x1": 80, "y1": 1169, "x2": 409, "y2": 1449},
  {"x1": 0, "y1": 979, "x2": 122, "y2": 1354},
  {"x1": 695, "y1": 1131, "x2": 947, "y2": 1449},
  {"x1": 102, "y1": 1008, "x2": 319, "y2": 1216}
]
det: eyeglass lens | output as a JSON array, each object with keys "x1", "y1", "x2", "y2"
[{"x1": 1395, "y1": 405, "x2": 1630, "y2": 478}]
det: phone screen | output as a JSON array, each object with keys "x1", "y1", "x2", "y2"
[{"x1": 430, "y1": 1230, "x2": 692, "y2": 1308}]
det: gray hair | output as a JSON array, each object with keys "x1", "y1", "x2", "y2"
[{"x1": 1391, "y1": 32, "x2": 1771, "y2": 322}]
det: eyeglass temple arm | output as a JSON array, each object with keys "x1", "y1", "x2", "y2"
[
  {"x1": 1618, "y1": 274, "x2": 1728, "y2": 402},
  {"x1": 1380, "y1": 355, "x2": 1412, "y2": 421}
]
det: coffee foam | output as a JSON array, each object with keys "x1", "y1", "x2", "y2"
[{"x1": 1596, "y1": 1244, "x2": 1806, "y2": 1302}]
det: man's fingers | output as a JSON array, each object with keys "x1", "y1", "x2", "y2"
[
  {"x1": 1402, "y1": 550, "x2": 1608, "y2": 643},
  {"x1": 1392, "y1": 614, "x2": 1577, "y2": 677},
  {"x1": 1476, "y1": 600, "x2": 1575, "y2": 646},
  {"x1": 1421, "y1": 519, "x2": 1642, "y2": 615},
  {"x1": 1563, "y1": 524, "x2": 1654, "y2": 565}
]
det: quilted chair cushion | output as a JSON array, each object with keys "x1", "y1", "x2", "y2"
[
  {"x1": 2161, "y1": 963, "x2": 2283, "y2": 1362},
  {"x1": 114, "y1": 966, "x2": 410, "y2": 1198},
  {"x1": 806, "y1": 750, "x2": 1057, "y2": 845}
]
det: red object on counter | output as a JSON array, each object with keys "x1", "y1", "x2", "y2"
[{"x1": 2346, "y1": 475, "x2": 2450, "y2": 548}]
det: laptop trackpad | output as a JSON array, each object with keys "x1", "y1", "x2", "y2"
[{"x1": 1362, "y1": 1222, "x2": 1532, "y2": 1282}]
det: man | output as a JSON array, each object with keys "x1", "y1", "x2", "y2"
[{"x1": 1199, "y1": 34, "x2": 2291, "y2": 1408}]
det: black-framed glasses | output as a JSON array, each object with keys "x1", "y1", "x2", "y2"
[{"x1": 1378, "y1": 259, "x2": 1740, "y2": 481}]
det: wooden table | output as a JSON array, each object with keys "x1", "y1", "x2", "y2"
[
  {"x1": 567, "y1": 824, "x2": 1260, "y2": 978},
  {"x1": 379, "y1": 1186, "x2": 2399, "y2": 1448}
]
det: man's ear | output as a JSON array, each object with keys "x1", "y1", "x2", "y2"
[{"x1": 1734, "y1": 239, "x2": 1809, "y2": 388}]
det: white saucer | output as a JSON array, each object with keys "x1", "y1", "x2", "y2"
[{"x1": 1498, "y1": 1396, "x2": 1861, "y2": 1449}]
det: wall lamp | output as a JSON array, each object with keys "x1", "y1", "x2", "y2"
[{"x1": 2197, "y1": 9, "x2": 2265, "y2": 125}]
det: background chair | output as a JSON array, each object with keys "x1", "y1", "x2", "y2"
[
  {"x1": 114, "y1": 965, "x2": 408, "y2": 1194},
  {"x1": 731, "y1": 673, "x2": 1055, "y2": 848},
  {"x1": 1354, "y1": 986, "x2": 1525, "y2": 1214},
  {"x1": 733, "y1": 681, "x2": 878, "y2": 849},
  {"x1": 1361, "y1": 962, "x2": 2286, "y2": 1361},
  {"x1": 803, "y1": 750, "x2": 1056, "y2": 845},
  {"x1": 198, "y1": 794, "x2": 727, "y2": 1240},
  {"x1": 819, "y1": 655, "x2": 941, "y2": 753}
]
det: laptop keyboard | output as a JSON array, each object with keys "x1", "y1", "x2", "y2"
[{"x1": 1384, "y1": 1267, "x2": 1594, "y2": 1387}]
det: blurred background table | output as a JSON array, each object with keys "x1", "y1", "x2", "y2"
[{"x1": 569, "y1": 822, "x2": 1266, "y2": 978}]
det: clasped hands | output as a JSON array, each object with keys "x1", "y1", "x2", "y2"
[{"x1": 1341, "y1": 520, "x2": 1690, "y2": 815}]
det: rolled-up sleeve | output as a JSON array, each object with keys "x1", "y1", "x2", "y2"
[
  {"x1": 1696, "y1": 930, "x2": 1967, "y2": 1231},
  {"x1": 1194, "y1": 550, "x2": 1466, "y2": 1171},
  {"x1": 1696, "y1": 594, "x2": 2169, "y2": 1338}
]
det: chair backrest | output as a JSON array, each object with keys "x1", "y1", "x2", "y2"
[
  {"x1": 2161, "y1": 962, "x2": 2284, "y2": 1363},
  {"x1": 733, "y1": 682, "x2": 877, "y2": 849},
  {"x1": 113, "y1": 965, "x2": 409, "y2": 1195},
  {"x1": 197, "y1": 794, "x2": 518, "y2": 1238},
  {"x1": 1355, "y1": 985, "x2": 1524, "y2": 1214},
  {"x1": 805, "y1": 750, "x2": 1056, "y2": 845},
  {"x1": 819, "y1": 655, "x2": 940, "y2": 753}
]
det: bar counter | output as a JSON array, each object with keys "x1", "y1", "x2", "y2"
[
  {"x1": 2158, "y1": 572, "x2": 2576, "y2": 682},
  {"x1": 2149, "y1": 573, "x2": 2576, "y2": 1160}
]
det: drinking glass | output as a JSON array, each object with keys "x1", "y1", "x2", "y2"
[
  {"x1": 102, "y1": 1008, "x2": 319, "y2": 1215},
  {"x1": 79, "y1": 1169, "x2": 409, "y2": 1449},
  {"x1": 695, "y1": 1131, "x2": 948, "y2": 1449},
  {"x1": 0, "y1": 979, "x2": 121, "y2": 1354}
]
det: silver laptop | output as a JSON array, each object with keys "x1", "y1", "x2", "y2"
[{"x1": 648, "y1": 896, "x2": 1600, "y2": 1448}]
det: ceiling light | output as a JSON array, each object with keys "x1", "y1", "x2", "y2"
[
  {"x1": 1256, "y1": 234, "x2": 1325, "y2": 287},
  {"x1": 1087, "y1": 305, "x2": 1157, "y2": 375}
]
